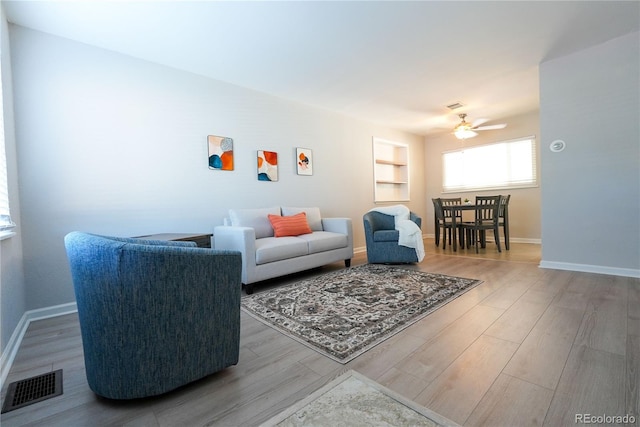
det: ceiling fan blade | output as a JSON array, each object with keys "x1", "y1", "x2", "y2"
[
  {"x1": 471, "y1": 118, "x2": 489, "y2": 128},
  {"x1": 474, "y1": 123, "x2": 507, "y2": 131}
]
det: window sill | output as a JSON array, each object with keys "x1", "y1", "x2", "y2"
[{"x1": 0, "y1": 230, "x2": 16, "y2": 241}]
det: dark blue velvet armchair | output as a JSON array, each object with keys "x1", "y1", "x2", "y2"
[
  {"x1": 363, "y1": 211, "x2": 422, "y2": 263},
  {"x1": 64, "y1": 232, "x2": 242, "y2": 399}
]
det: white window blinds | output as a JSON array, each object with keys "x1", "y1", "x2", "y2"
[
  {"x1": 442, "y1": 136, "x2": 537, "y2": 193},
  {"x1": 0, "y1": 62, "x2": 15, "y2": 232}
]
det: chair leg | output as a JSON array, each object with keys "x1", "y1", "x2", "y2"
[
  {"x1": 494, "y1": 228, "x2": 502, "y2": 253},
  {"x1": 467, "y1": 228, "x2": 476, "y2": 249},
  {"x1": 435, "y1": 223, "x2": 440, "y2": 246},
  {"x1": 504, "y1": 223, "x2": 510, "y2": 250},
  {"x1": 475, "y1": 230, "x2": 479, "y2": 253},
  {"x1": 442, "y1": 228, "x2": 447, "y2": 249}
]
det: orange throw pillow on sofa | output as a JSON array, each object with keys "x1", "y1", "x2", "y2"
[{"x1": 268, "y1": 212, "x2": 313, "y2": 237}]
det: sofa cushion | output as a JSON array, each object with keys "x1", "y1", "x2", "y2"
[
  {"x1": 298, "y1": 231, "x2": 348, "y2": 254},
  {"x1": 281, "y1": 207, "x2": 323, "y2": 231},
  {"x1": 255, "y1": 237, "x2": 309, "y2": 264},
  {"x1": 373, "y1": 230, "x2": 400, "y2": 242},
  {"x1": 229, "y1": 206, "x2": 280, "y2": 239},
  {"x1": 267, "y1": 212, "x2": 313, "y2": 237}
]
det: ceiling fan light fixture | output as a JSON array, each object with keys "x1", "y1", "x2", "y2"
[
  {"x1": 451, "y1": 113, "x2": 504, "y2": 139},
  {"x1": 454, "y1": 127, "x2": 475, "y2": 139},
  {"x1": 453, "y1": 113, "x2": 474, "y2": 139}
]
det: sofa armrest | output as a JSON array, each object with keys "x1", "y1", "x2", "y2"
[
  {"x1": 214, "y1": 226, "x2": 257, "y2": 284},
  {"x1": 322, "y1": 217, "x2": 351, "y2": 235},
  {"x1": 322, "y1": 218, "x2": 353, "y2": 253}
]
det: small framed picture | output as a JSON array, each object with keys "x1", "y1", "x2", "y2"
[
  {"x1": 207, "y1": 135, "x2": 234, "y2": 171},
  {"x1": 257, "y1": 150, "x2": 278, "y2": 181},
  {"x1": 296, "y1": 148, "x2": 313, "y2": 176}
]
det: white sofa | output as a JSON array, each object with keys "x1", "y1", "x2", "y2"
[{"x1": 214, "y1": 206, "x2": 353, "y2": 294}]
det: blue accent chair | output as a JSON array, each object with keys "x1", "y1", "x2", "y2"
[
  {"x1": 363, "y1": 211, "x2": 422, "y2": 263},
  {"x1": 64, "y1": 232, "x2": 242, "y2": 400}
]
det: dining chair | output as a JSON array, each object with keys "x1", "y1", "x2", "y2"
[
  {"x1": 432, "y1": 198, "x2": 442, "y2": 247},
  {"x1": 462, "y1": 195, "x2": 502, "y2": 253},
  {"x1": 499, "y1": 194, "x2": 511, "y2": 250},
  {"x1": 432, "y1": 197, "x2": 463, "y2": 249}
]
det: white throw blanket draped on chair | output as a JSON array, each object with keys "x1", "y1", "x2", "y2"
[{"x1": 369, "y1": 205, "x2": 425, "y2": 262}]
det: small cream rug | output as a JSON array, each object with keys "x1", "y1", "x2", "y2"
[{"x1": 261, "y1": 370, "x2": 459, "y2": 427}]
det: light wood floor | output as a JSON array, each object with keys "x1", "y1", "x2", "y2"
[{"x1": 2, "y1": 239, "x2": 639, "y2": 426}]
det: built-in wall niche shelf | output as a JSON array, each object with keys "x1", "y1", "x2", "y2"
[{"x1": 372, "y1": 137, "x2": 410, "y2": 202}]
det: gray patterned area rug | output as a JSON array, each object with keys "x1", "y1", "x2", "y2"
[{"x1": 241, "y1": 264, "x2": 483, "y2": 363}]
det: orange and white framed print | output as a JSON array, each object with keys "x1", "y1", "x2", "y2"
[
  {"x1": 208, "y1": 135, "x2": 234, "y2": 171},
  {"x1": 296, "y1": 148, "x2": 313, "y2": 176},
  {"x1": 257, "y1": 150, "x2": 278, "y2": 181}
]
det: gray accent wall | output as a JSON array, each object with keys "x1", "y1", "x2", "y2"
[{"x1": 539, "y1": 32, "x2": 639, "y2": 276}]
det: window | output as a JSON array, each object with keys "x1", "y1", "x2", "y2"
[
  {"x1": 442, "y1": 136, "x2": 537, "y2": 193},
  {"x1": 0, "y1": 60, "x2": 15, "y2": 233}
]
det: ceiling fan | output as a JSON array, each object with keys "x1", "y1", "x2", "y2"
[{"x1": 453, "y1": 113, "x2": 507, "y2": 139}]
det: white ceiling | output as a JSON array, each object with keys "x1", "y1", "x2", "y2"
[{"x1": 4, "y1": 1, "x2": 639, "y2": 136}]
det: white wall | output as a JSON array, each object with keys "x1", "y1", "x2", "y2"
[
  {"x1": 423, "y1": 110, "x2": 542, "y2": 242},
  {"x1": 9, "y1": 26, "x2": 426, "y2": 310},
  {"x1": 1, "y1": 4, "x2": 26, "y2": 353},
  {"x1": 539, "y1": 32, "x2": 639, "y2": 276}
]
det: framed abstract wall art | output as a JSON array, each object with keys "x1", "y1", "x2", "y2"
[
  {"x1": 207, "y1": 135, "x2": 234, "y2": 171},
  {"x1": 296, "y1": 148, "x2": 313, "y2": 175},
  {"x1": 257, "y1": 150, "x2": 278, "y2": 181}
]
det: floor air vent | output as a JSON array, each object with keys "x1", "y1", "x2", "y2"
[{"x1": 1, "y1": 369, "x2": 63, "y2": 413}]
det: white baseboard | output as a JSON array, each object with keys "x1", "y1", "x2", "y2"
[
  {"x1": 539, "y1": 260, "x2": 640, "y2": 278},
  {"x1": 510, "y1": 237, "x2": 541, "y2": 244},
  {"x1": 1, "y1": 302, "x2": 77, "y2": 387},
  {"x1": 0, "y1": 314, "x2": 29, "y2": 388}
]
